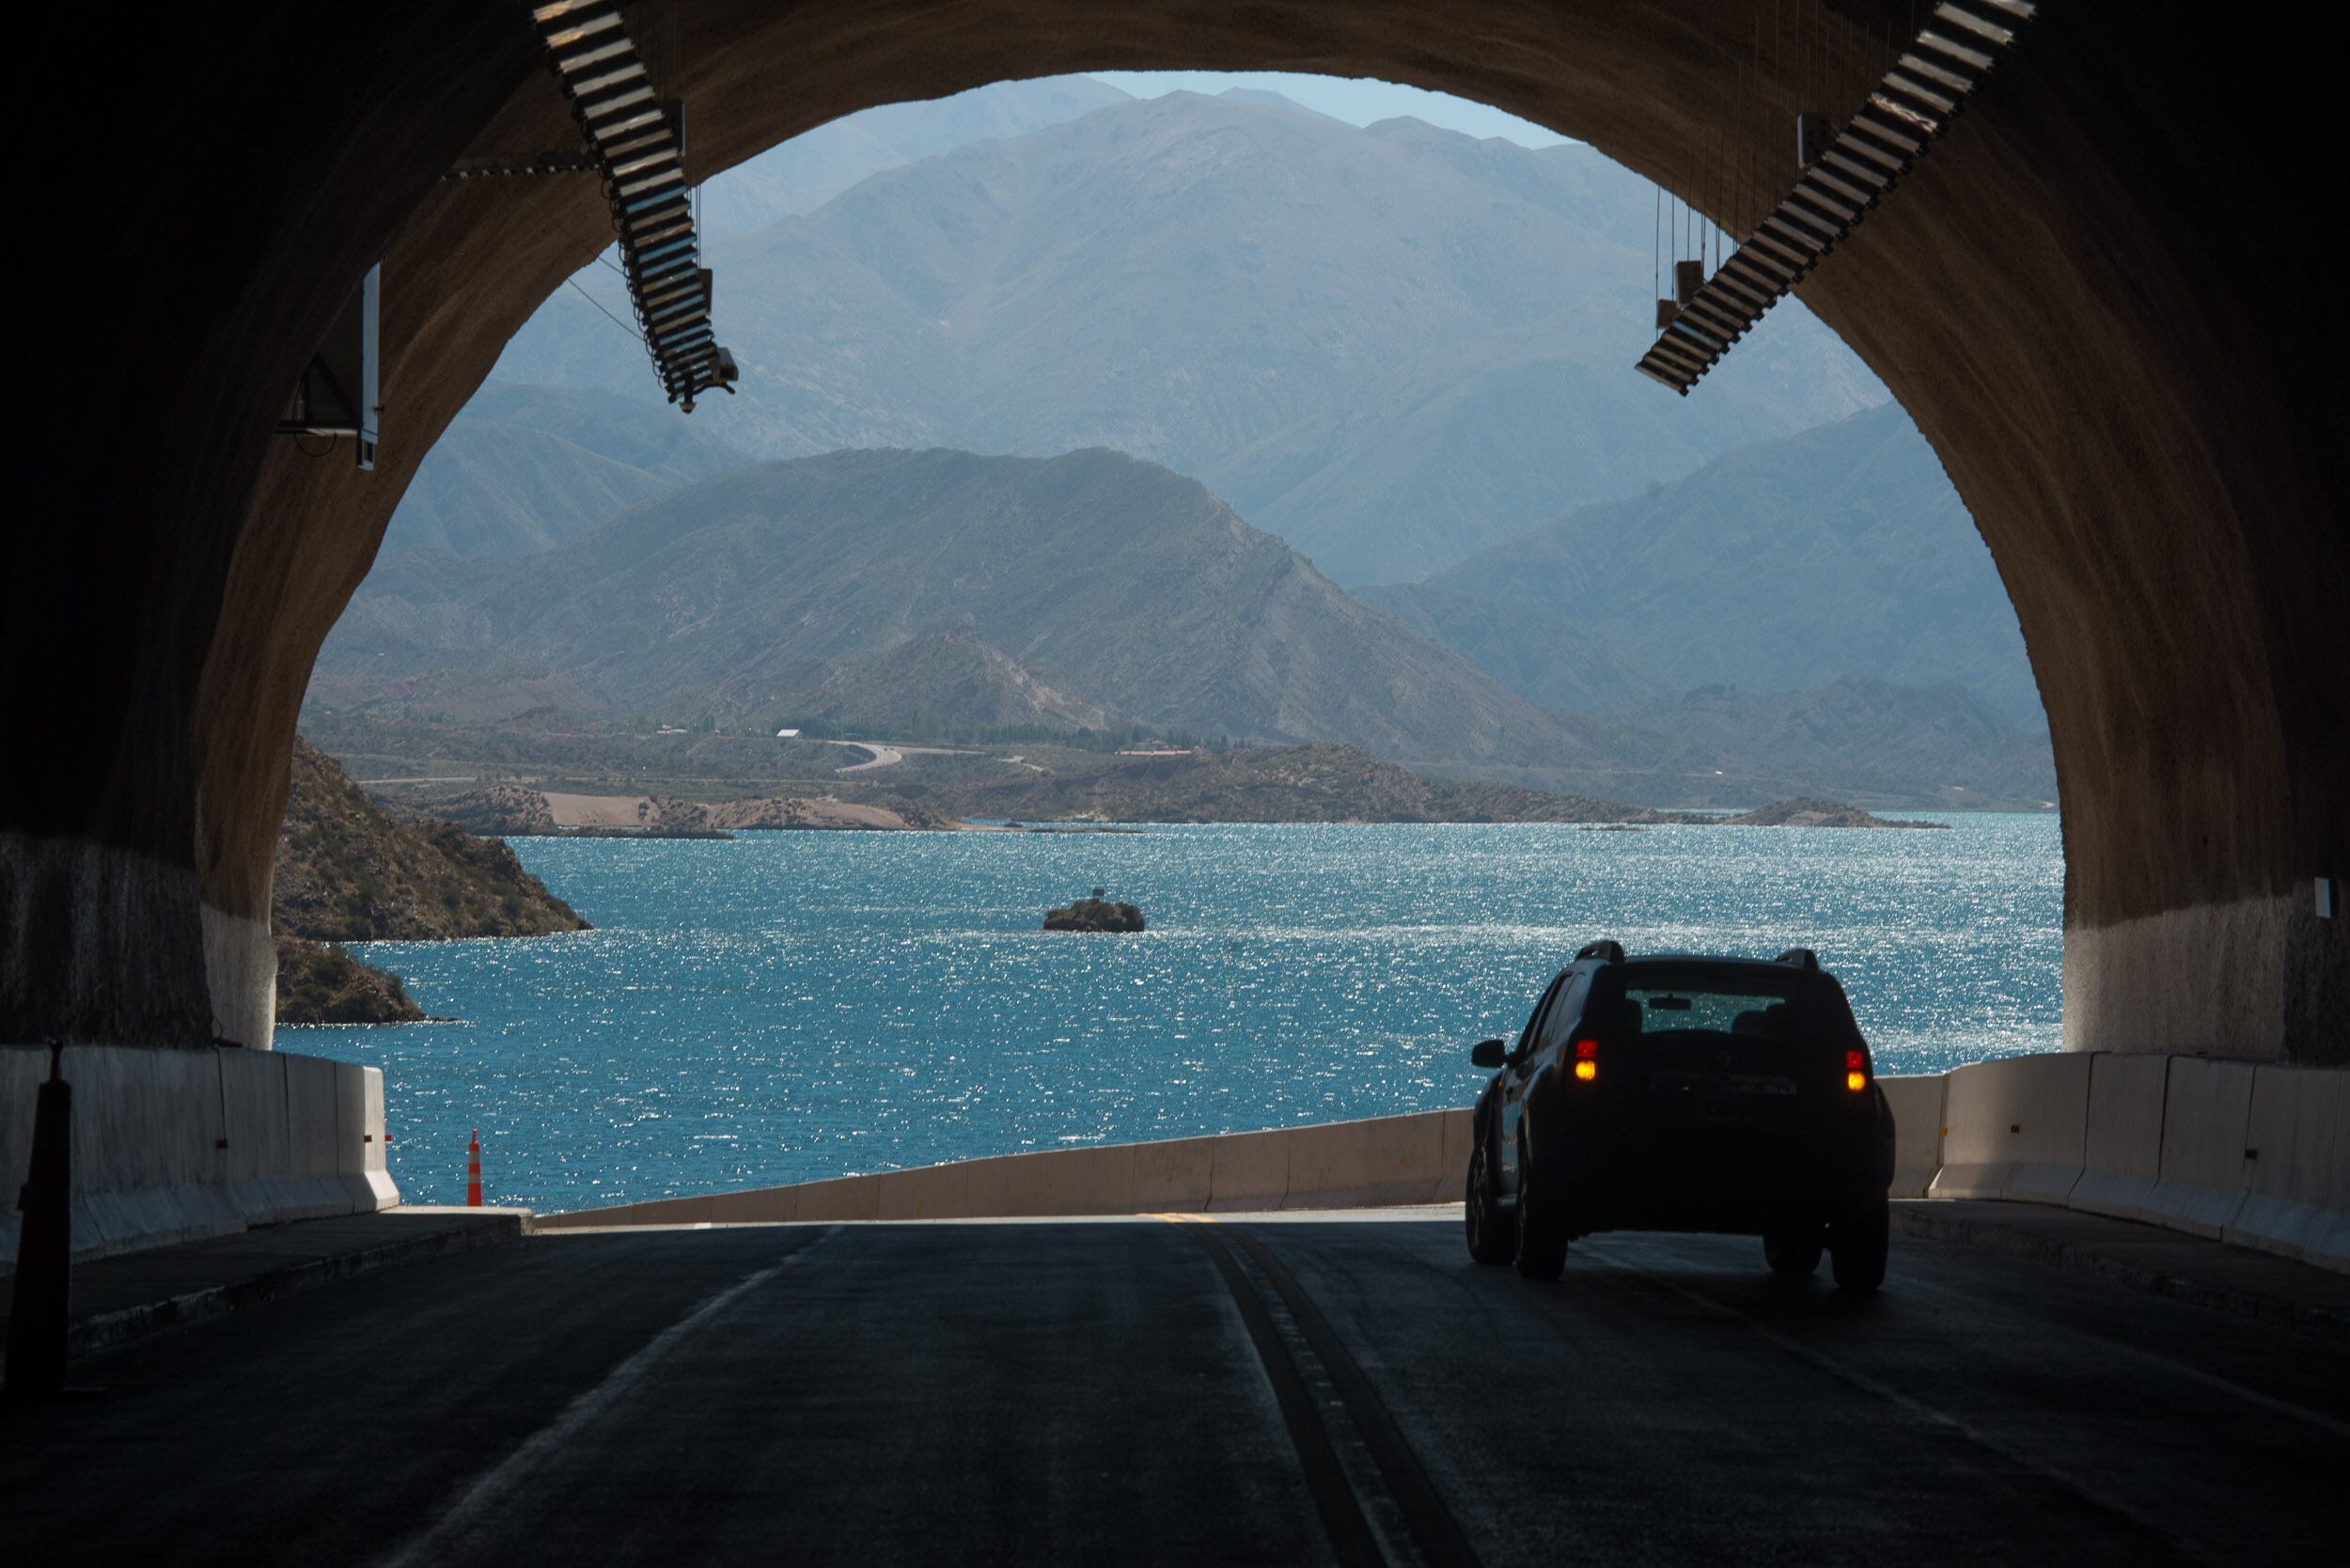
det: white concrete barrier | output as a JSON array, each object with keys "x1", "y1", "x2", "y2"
[
  {"x1": 527, "y1": 1058, "x2": 2347, "y2": 1278},
  {"x1": 2142, "y1": 1057, "x2": 2258, "y2": 1239},
  {"x1": 2225, "y1": 1065, "x2": 2350, "y2": 1267},
  {"x1": 536, "y1": 1109, "x2": 1467, "y2": 1231},
  {"x1": 1281, "y1": 1112, "x2": 1452, "y2": 1209},
  {"x1": 1879, "y1": 1074, "x2": 1947, "y2": 1199},
  {"x1": 2068, "y1": 1053, "x2": 2170, "y2": 1222},
  {"x1": 1930, "y1": 1052, "x2": 2093, "y2": 1202},
  {"x1": 1135, "y1": 1136, "x2": 1215, "y2": 1211},
  {"x1": 1206, "y1": 1127, "x2": 1293, "y2": 1213},
  {"x1": 0, "y1": 1043, "x2": 397, "y2": 1274}
]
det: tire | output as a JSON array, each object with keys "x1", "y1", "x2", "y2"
[
  {"x1": 1829, "y1": 1199, "x2": 1889, "y2": 1294},
  {"x1": 1763, "y1": 1225, "x2": 1825, "y2": 1277},
  {"x1": 1512, "y1": 1127, "x2": 1570, "y2": 1281},
  {"x1": 1465, "y1": 1133, "x2": 1516, "y2": 1264}
]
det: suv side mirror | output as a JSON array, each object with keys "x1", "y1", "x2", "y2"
[{"x1": 1470, "y1": 1038, "x2": 1508, "y2": 1069}]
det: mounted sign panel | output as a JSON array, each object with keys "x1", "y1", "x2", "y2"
[{"x1": 275, "y1": 263, "x2": 380, "y2": 469}]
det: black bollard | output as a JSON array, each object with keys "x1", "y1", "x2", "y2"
[{"x1": 4, "y1": 1042, "x2": 72, "y2": 1401}]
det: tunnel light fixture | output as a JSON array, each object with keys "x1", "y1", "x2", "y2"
[
  {"x1": 274, "y1": 262, "x2": 379, "y2": 469},
  {"x1": 1638, "y1": 0, "x2": 2037, "y2": 397},
  {"x1": 523, "y1": 0, "x2": 740, "y2": 412}
]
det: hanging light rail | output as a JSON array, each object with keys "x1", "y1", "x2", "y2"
[
  {"x1": 525, "y1": 0, "x2": 739, "y2": 412},
  {"x1": 1637, "y1": 0, "x2": 2036, "y2": 396}
]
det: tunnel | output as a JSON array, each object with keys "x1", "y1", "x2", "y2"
[{"x1": 1, "y1": 0, "x2": 2342, "y2": 1074}]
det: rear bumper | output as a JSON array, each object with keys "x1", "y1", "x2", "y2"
[{"x1": 1543, "y1": 1105, "x2": 1893, "y2": 1237}]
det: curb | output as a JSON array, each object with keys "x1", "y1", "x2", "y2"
[
  {"x1": 1890, "y1": 1203, "x2": 2346, "y2": 1341},
  {"x1": 3, "y1": 1214, "x2": 527, "y2": 1374}
]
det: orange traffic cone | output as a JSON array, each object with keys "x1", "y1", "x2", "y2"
[{"x1": 466, "y1": 1128, "x2": 482, "y2": 1207}]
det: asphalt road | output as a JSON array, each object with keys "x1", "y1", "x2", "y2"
[{"x1": 5, "y1": 1215, "x2": 2345, "y2": 1565}]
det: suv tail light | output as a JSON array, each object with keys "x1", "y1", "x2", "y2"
[
  {"x1": 1845, "y1": 1049, "x2": 1869, "y2": 1092},
  {"x1": 1574, "y1": 1038, "x2": 1599, "y2": 1082}
]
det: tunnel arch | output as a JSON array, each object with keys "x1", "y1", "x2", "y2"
[{"x1": 5, "y1": 2, "x2": 2342, "y2": 1061}]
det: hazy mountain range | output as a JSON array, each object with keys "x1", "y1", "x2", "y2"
[
  {"x1": 337, "y1": 78, "x2": 2052, "y2": 808},
  {"x1": 452, "y1": 86, "x2": 1884, "y2": 585},
  {"x1": 1362, "y1": 401, "x2": 2042, "y2": 726},
  {"x1": 696, "y1": 75, "x2": 1132, "y2": 238},
  {"x1": 325, "y1": 447, "x2": 2053, "y2": 807},
  {"x1": 335, "y1": 448, "x2": 1651, "y2": 777}
]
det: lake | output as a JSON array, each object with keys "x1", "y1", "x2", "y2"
[{"x1": 291, "y1": 815, "x2": 2062, "y2": 1213}]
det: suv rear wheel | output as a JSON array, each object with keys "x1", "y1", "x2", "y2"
[
  {"x1": 1829, "y1": 1199, "x2": 1889, "y2": 1294},
  {"x1": 1512, "y1": 1127, "x2": 1569, "y2": 1281},
  {"x1": 1465, "y1": 1132, "x2": 1515, "y2": 1264},
  {"x1": 1763, "y1": 1224, "x2": 1825, "y2": 1276}
]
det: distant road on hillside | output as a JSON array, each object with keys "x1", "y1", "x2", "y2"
[{"x1": 831, "y1": 740, "x2": 977, "y2": 774}]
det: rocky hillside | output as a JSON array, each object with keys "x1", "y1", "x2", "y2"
[
  {"x1": 274, "y1": 738, "x2": 590, "y2": 942},
  {"x1": 324, "y1": 448, "x2": 1655, "y2": 779},
  {"x1": 1723, "y1": 798, "x2": 1947, "y2": 828},
  {"x1": 274, "y1": 935, "x2": 427, "y2": 1026},
  {"x1": 927, "y1": 744, "x2": 1697, "y2": 825},
  {"x1": 274, "y1": 738, "x2": 588, "y2": 1025}
]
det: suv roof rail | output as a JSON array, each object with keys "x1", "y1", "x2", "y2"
[
  {"x1": 1575, "y1": 939, "x2": 1626, "y2": 964},
  {"x1": 1774, "y1": 948, "x2": 1821, "y2": 971}
]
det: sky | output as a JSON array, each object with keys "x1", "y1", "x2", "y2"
[{"x1": 1089, "y1": 71, "x2": 1574, "y2": 149}]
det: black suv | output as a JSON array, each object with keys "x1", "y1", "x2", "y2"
[{"x1": 1463, "y1": 941, "x2": 1895, "y2": 1291}]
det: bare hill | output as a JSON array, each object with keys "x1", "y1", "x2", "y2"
[
  {"x1": 325, "y1": 447, "x2": 1662, "y2": 779},
  {"x1": 274, "y1": 737, "x2": 588, "y2": 943}
]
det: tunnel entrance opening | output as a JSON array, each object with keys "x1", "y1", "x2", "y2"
[
  {"x1": 282, "y1": 59, "x2": 2074, "y2": 1215},
  {"x1": 3, "y1": 2, "x2": 2342, "y2": 1090}
]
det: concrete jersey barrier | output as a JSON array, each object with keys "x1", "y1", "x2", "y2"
[
  {"x1": 536, "y1": 1056, "x2": 2347, "y2": 1276},
  {"x1": 534, "y1": 1108, "x2": 1471, "y2": 1231},
  {"x1": 0, "y1": 1043, "x2": 397, "y2": 1275}
]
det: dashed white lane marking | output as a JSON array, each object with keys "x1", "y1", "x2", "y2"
[
  {"x1": 378, "y1": 1230, "x2": 837, "y2": 1568},
  {"x1": 1599, "y1": 1238, "x2": 2231, "y2": 1568}
]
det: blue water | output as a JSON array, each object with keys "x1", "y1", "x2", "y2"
[{"x1": 290, "y1": 816, "x2": 2062, "y2": 1213}]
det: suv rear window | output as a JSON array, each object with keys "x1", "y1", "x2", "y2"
[
  {"x1": 1608, "y1": 964, "x2": 1838, "y2": 1045},
  {"x1": 1625, "y1": 985, "x2": 1796, "y2": 1039}
]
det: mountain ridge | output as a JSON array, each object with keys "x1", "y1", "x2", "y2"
[{"x1": 476, "y1": 87, "x2": 1886, "y2": 584}]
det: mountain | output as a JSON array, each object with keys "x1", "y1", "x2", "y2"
[
  {"x1": 321, "y1": 447, "x2": 1659, "y2": 777},
  {"x1": 386, "y1": 384, "x2": 746, "y2": 557},
  {"x1": 1618, "y1": 681, "x2": 2056, "y2": 807},
  {"x1": 827, "y1": 743, "x2": 1701, "y2": 826},
  {"x1": 790, "y1": 631, "x2": 1127, "y2": 734},
  {"x1": 1361, "y1": 401, "x2": 2044, "y2": 726},
  {"x1": 696, "y1": 76, "x2": 1132, "y2": 236},
  {"x1": 481, "y1": 90, "x2": 1886, "y2": 583}
]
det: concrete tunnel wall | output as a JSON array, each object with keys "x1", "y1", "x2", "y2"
[{"x1": 0, "y1": 4, "x2": 2342, "y2": 1067}]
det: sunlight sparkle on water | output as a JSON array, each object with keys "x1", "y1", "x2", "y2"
[{"x1": 293, "y1": 817, "x2": 2061, "y2": 1212}]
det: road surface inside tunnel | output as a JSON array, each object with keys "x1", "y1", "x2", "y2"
[{"x1": 3, "y1": 1214, "x2": 2343, "y2": 1565}]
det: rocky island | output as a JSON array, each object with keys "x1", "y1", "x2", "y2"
[
  {"x1": 1043, "y1": 890, "x2": 1146, "y2": 933},
  {"x1": 1723, "y1": 797, "x2": 1949, "y2": 829}
]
